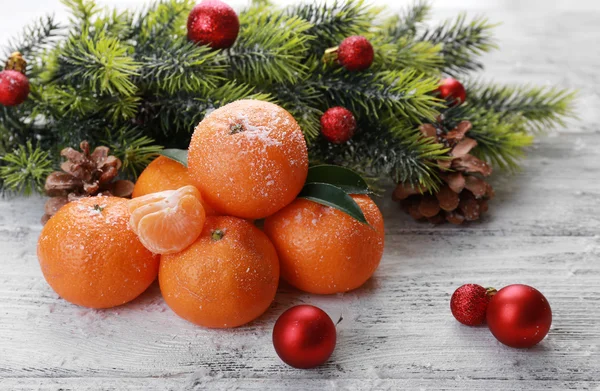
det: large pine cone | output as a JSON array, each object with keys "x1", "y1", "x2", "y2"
[
  {"x1": 393, "y1": 121, "x2": 494, "y2": 225},
  {"x1": 42, "y1": 141, "x2": 134, "y2": 224}
]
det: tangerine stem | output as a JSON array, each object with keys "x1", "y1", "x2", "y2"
[{"x1": 211, "y1": 229, "x2": 225, "y2": 241}]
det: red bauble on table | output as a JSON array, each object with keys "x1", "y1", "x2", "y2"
[
  {"x1": 187, "y1": 0, "x2": 240, "y2": 49},
  {"x1": 320, "y1": 106, "x2": 357, "y2": 144},
  {"x1": 438, "y1": 77, "x2": 466, "y2": 106},
  {"x1": 0, "y1": 52, "x2": 29, "y2": 107},
  {"x1": 486, "y1": 284, "x2": 552, "y2": 348},
  {"x1": 337, "y1": 35, "x2": 374, "y2": 72},
  {"x1": 450, "y1": 284, "x2": 495, "y2": 326},
  {"x1": 272, "y1": 305, "x2": 337, "y2": 369}
]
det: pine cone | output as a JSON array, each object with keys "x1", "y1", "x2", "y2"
[
  {"x1": 42, "y1": 141, "x2": 134, "y2": 224},
  {"x1": 393, "y1": 121, "x2": 494, "y2": 225}
]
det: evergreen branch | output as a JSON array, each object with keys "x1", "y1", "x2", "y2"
[
  {"x1": 310, "y1": 124, "x2": 447, "y2": 190},
  {"x1": 132, "y1": 0, "x2": 194, "y2": 46},
  {"x1": 230, "y1": 11, "x2": 313, "y2": 84},
  {"x1": 47, "y1": 32, "x2": 140, "y2": 96},
  {"x1": 61, "y1": 0, "x2": 100, "y2": 29},
  {"x1": 439, "y1": 105, "x2": 533, "y2": 171},
  {"x1": 103, "y1": 128, "x2": 163, "y2": 178},
  {"x1": 0, "y1": 141, "x2": 54, "y2": 195},
  {"x1": 102, "y1": 95, "x2": 141, "y2": 124},
  {"x1": 289, "y1": 0, "x2": 379, "y2": 55},
  {"x1": 3, "y1": 15, "x2": 62, "y2": 60},
  {"x1": 466, "y1": 80, "x2": 577, "y2": 132},
  {"x1": 373, "y1": 36, "x2": 442, "y2": 74},
  {"x1": 92, "y1": 9, "x2": 134, "y2": 40},
  {"x1": 315, "y1": 68, "x2": 442, "y2": 123},
  {"x1": 138, "y1": 40, "x2": 225, "y2": 94},
  {"x1": 419, "y1": 14, "x2": 497, "y2": 75},
  {"x1": 382, "y1": 0, "x2": 431, "y2": 39},
  {"x1": 272, "y1": 79, "x2": 323, "y2": 141}
]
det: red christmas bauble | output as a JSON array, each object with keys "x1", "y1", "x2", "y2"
[
  {"x1": 187, "y1": 0, "x2": 240, "y2": 49},
  {"x1": 487, "y1": 284, "x2": 552, "y2": 348},
  {"x1": 438, "y1": 77, "x2": 466, "y2": 106},
  {"x1": 338, "y1": 36, "x2": 374, "y2": 72},
  {"x1": 0, "y1": 70, "x2": 30, "y2": 107},
  {"x1": 320, "y1": 107, "x2": 357, "y2": 144},
  {"x1": 450, "y1": 284, "x2": 493, "y2": 326},
  {"x1": 272, "y1": 305, "x2": 337, "y2": 369}
]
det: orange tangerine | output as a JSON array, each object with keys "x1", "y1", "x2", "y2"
[
  {"x1": 188, "y1": 100, "x2": 308, "y2": 219},
  {"x1": 128, "y1": 186, "x2": 206, "y2": 254}
]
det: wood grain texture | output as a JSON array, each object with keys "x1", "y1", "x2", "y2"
[{"x1": 1, "y1": 2, "x2": 600, "y2": 390}]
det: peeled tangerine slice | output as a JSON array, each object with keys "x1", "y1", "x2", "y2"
[{"x1": 127, "y1": 186, "x2": 206, "y2": 254}]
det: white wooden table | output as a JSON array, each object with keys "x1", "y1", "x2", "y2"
[{"x1": 1, "y1": 1, "x2": 600, "y2": 390}]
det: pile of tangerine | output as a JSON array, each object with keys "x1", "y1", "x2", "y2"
[{"x1": 38, "y1": 100, "x2": 385, "y2": 328}]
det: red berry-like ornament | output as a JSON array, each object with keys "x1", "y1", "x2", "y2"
[
  {"x1": 272, "y1": 305, "x2": 337, "y2": 369},
  {"x1": 0, "y1": 52, "x2": 29, "y2": 107},
  {"x1": 487, "y1": 284, "x2": 552, "y2": 348},
  {"x1": 438, "y1": 77, "x2": 466, "y2": 106},
  {"x1": 337, "y1": 36, "x2": 374, "y2": 72},
  {"x1": 320, "y1": 107, "x2": 357, "y2": 144},
  {"x1": 450, "y1": 284, "x2": 495, "y2": 326},
  {"x1": 187, "y1": 0, "x2": 240, "y2": 49}
]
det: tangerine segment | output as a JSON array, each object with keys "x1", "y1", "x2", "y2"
[
  {"x1": 132, "y1": 156, "x2": 217, "y2": 216},
  {"x1": 264, "y1": 195, "x2": 385, "y2": 294},
  {"x1": 160, "y1": 216, "x2": 280, "y2": 328},
  {"x1": 37, "y1": 196, "x2": 159, "y2": 309},
  {"x1": 188, "y1": 100, "x2": 308, "y2": 219},
  {"x1": 128, "y1": 186, "x2": 206, "y2": 255}
]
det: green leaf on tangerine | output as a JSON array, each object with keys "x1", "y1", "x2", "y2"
[
  {"x1": 306, "y1": 164, "x2": 370, "y2": 194},
  {"x1": 159, "y1": 149, "x2": 188, "y2": 167},
  {"x1": 298, "y1": 182, "x2": 368, "y2": 224}
]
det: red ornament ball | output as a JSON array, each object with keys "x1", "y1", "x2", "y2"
[
  {"x1": 338, "y1": 35, "x2": 374, "y2": 72},
  {"x1": 0, "y1": 70, "x2": 30, "y2": 107},
  {"x1": 272, "y1": 305, "x2": 337, "y2": 369},
  {"x1": 320, "y1": 107, "x2": 357, "y2": 144},
  {"x1": 438, "y1": 77, "x2": 466, "y2": 106},
  {"x1": 450, "y1": 284, "x2": 493, "y2": 326},
  {"x1": 187, "y1": 0, "x2": 240, "y2": 49},
  {"x1": 487, "y1": 284, "x2": 552, "y2": 348}
]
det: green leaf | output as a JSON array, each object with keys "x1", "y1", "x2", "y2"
[
  {"x1": 298, "y1": 183, "x2": 368, "y2": 224},
  {"x1": 306, "y1": 164, "x2": 370, "y2": 194},
  {"x1": 159, "y1": 148, "x2": 188, "y2": 167}
]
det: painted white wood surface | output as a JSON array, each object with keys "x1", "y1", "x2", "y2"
[{"x1": 1, "y1": 1, "x2": 600, "y2": 390}]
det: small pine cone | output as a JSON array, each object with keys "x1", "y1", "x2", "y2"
[
  {"x1": 41, "y1": 141, "x2": 134, "y2": 224},
  {"x1": 394, "y1": 120, "x2": 494, "y2": 225}
]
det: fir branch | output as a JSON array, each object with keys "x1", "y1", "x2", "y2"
[
  {"x1": 466, "y1": 80, "x2": 577, "y2": 132},
  {"x1": 0, "y1": 141, "x2": 53, "y2": 195},
  {"x1": 373, "y1": 37, "x2": 442, "y2": 74},
  {"x1": 419, "y1": 14, "x2": 497, "y2": 75},
  {"x1": 132, "y1": 0, "x2": 194, "y2": 46},
  {"x1": 3, "y1": 15, "x2": 62, "y2": 60},
  {"x1": 47, "y1": 32, "x2": 139, "y2": 96},
  {"x1": 272, "y1": 79, "x2": 323, "y2": 141},
  {"x1": 289, "y1": 0, "x2": 379, "y2": 55},
  {"x1": 382, "y1": 0, "x2": 431, "y2": 40},
  {"x1": 230, "y1": 11, "x2": 313, "y2": 85},
  {"x1": 310, "y1": 124, "x2": 447, "y2": 190},
  {"x1": 102, "y1": 95, "x2": 141, "y2": 124},
  {"x1": 138, "y1": 40, "x2": 225, "y2": 94},
  {"x1": 61, "y1": 0, "x2": 100, "y2": 29},
  {"x1": 92, "y1": 9, "x2": 134, "y2": 40},
  {"x1": 315, "y1": 68, "x2": 442, "y2": 123},
  {"x1": 439, "y1": 105, "x2": 533, "y2": 171},
  {"x1": 103, "y1": 128, "x2": 163, "y2": 178}
]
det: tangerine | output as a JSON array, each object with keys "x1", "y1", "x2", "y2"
[
  {"x1": 132, "y1": 156, "x2": 217, "y2": 215},
  {"x1": 159, "y1": 216, "x2": 279, "y2": 328},
  {"x1": 188, "y1": 100, "x2": 308, "y2": 219},
  {"x1": 128, "y1": 186, "x2": 206, "y2": 254},
  {"x1": 37, "y1": 196, "x2": 159, "y2": 308},
  {"x1": 264, "y1": 195, "x2": 384, "y2": 294}
]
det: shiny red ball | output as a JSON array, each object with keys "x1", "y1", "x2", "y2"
[
  {"x1": 450, "y1": 284, "x2": 491, "y2": 326},
  {"x1": 272, "y1": 305, "x2": 337, "y2": 369},
  {"x1": 187, "y1": 0, "x2": 240, "y2": 49},
  {"x1": 0, "y1": 70, "x2": 30, "y2": 107},
  {"x1": 338, "y1": 36, "x2": 374, "y2": 72},
  {"x1": 438, "y1": 77, "x2": 466, "y2": 106},
  {"x1": 487, "y1": 284, "x2": 552, "y2": 348},
  {"x1": 320, "y1": 107, "x2": 357, "y2": 144}
]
